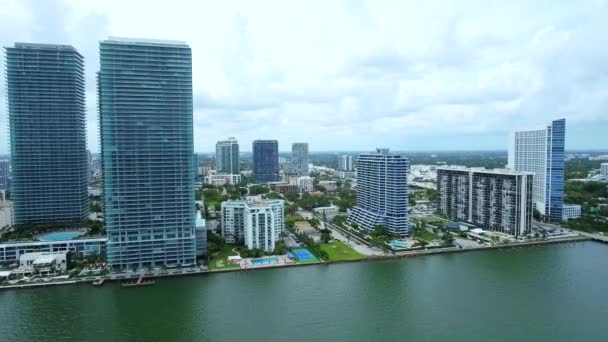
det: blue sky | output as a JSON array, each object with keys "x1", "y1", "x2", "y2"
[{"x1": 0, "y1": 0, "x2": 607, "y2": 153}]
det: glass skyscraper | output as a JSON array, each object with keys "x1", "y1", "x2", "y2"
[
  {"x1": 347, "y1": 148, "x2": 410, "y2": 236},
  {"x1": 508, "y1": 119, "x2": 565, "y2": 221},
  {"x1": 291, "y1": 143, "x2": 309, "y2": 176},
  {"x1": 98, "y1": 37, "x2": 197, "y2": 270},
  {"x1": 5, "y1": 43, "x2": 89, "y2": 224},
  {"x1": 252, "y1": 140, "x2": 279, "y2": 182},
  {"x1": 215, "y1": 137, "x2": 240, "y2": 174}
]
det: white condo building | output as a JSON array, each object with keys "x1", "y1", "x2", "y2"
[
  {"x1": 601, "y1": 163, "x2": 608, "y2": 177},
  {"x1": 338, "y1": 155, "x2": 354, "y2": 171},
  {"x1": 347, "y1": 148, "x2": 410, "y2": 236},
  {"x1": 437, "y1": 167, "x2": 533, "y2": 237},
  {"x1": 508, "y1": 119, "x2": 565, "y2": 221},
  {"x1": 221, "y1": 199, "x2": 284, "y2": 252}
]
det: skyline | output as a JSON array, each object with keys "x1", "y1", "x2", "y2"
[{"x1": 1, "y1": 0, "x2": 608, "y2": 154}]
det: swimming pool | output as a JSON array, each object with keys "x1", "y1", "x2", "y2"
[
  {"x1": 250, "y1": 257, "x2": 279, "y2": 265},
  {"x1": 39, "y1": 231, "x2": 82, "y2": 242},
  {"x1": 389, "y1": 241, "x2": 409, "y2": 248}
]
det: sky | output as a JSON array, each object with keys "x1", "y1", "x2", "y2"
[{"x1": 0, "y1": 0, "x2": 607, "y2": 153}]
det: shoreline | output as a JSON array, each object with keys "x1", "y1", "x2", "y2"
[{"x1": 0, "y1": 235, "x2": 593, "y2": 290}]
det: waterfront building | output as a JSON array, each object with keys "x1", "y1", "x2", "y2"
[
  {"x1": 0, "y1": 160, "x2": 10, "y2": 191},
  {"x1": 99, "y1": 37, "x2": 198, "y2": 270},
  {"x1": 221, "y1": 199, "x2": 284, "y2": 252},
  {"x1": 601, "y1": 163, "x2": 608, "y2": 177},
  {"x1": 347, "y1": 148, "x2": 410, "y2": 236},
  {"x1": 437, "y1": 166, "x2": 533, "y2": 237},
  {"x1": 19, "y1": 251, "x2": 70, "y2": 273},
  {"x1": 253, "y1": 140, "x2": 279, "y2": 182},
  {"x1": 0, "y1": 237, "x2": 106, "y2": 263},
  {"x1": 6, "y1": 43, "x2": 89, "y2": 224},
  {"x1": 215, "y1": 137, "x2": 240, "y2": 174},
  {"x1": 195, "y1": 213, "x2": 206, "y2": 257},
  {"x1": 291, "y1": 143, "x2": 309, "y2": 176},
  {"x1": 562, "y1": 203, "x2": 582, "y2": 221},
  {"x1": 338, "y1": 155, "x2": 354, "y2": 171},
  {"x1": 508, "y1": 119, "x2": 566, "y2": 221}
]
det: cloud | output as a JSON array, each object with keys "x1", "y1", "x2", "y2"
[{"x1": 1, "y1": 0, "x2": 607, "y2": 154}]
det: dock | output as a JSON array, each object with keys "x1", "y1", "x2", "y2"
[{"x1": 121, "y1": 274, "x2": 155, "y2": 288}]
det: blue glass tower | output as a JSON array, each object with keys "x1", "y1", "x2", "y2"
[
  {"x1": 545, "y1": 119, "x2": 565, "y2": 221},
  {"x1": 253, "y1": 140, "x2": 279, "y2": 182},
  {"x1": 5, "y1": 43, "x2": 89, "y2": 224},
  {"x1": 98, "y1": 38, "x2": 197, "y2": 270}
]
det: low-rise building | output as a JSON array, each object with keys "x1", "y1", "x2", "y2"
[
  {"x1": 0, "y1": 203, "x2": 12, "y2": 229},
  {"x1": 221, "y1": 199, "x2": 284, "y2": 252},
  {"x1": 0, "y1": 237, "x2": 106, "y2": 264},
  {"x1": 313, "y1": 205, "x2": 340, "y2": 221},
  {"x1": 205, "y1": 171, "x2": 241, "y2": 186},
  {"x1": 19, "y1": 251, "x2": 70, "y2": 273},
  {"x1": 273, "y1": 183, "x2": 299, "y2": 194},
  {"x1": 562, "y1": 203, "x2": 582, "y2": 221},
  {"x1": 318, "y1": 180, "x2": 338, "y2": 192},
  {"x1": 291, "y1": 176, "x2": 314, "y2": 193},
  {"x1": 337, "y1": 171, "x2": 356, "y2": 179}
]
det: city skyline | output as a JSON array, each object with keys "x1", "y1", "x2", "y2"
[{"x1": 1, "y1": 0, "x2": 608, "y2": 154}]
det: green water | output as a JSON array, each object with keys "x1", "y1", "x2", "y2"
[{"x1": 1, "y1": 241, "x2": 607, "y2": 342}]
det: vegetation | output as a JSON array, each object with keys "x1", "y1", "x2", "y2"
[
  {"x1": 320, "y1": 229, "x2": 332, "y2": 243},
  {"x1": 249, "y1": 185, "x2": 270, "y2": 196},
  {"x1": 285, "y1": 215, "x2": 306, "y2": 229},
  {"x1": 335, "y1": 188, "x2": 356, "y2": 212},
  {"x1": 264, "y1": 192, "x2": 283, "y2": 200},
  {"x1": 202, "y1": 187, "x2": 227, "y2": 212},
  {"x1": 565, "y1": 158, "x2": 604, "y2": 180},
  {"x1": 208, "y1": 243, "x2": 242, "y2": 270},
  {"x1": 273, "y1": 241, "x2": 288, "y2": 255},
  {"x1": 286, "y1": 223, "x2": 328, "y2": 260},
  {"x1": 0, "y1": 219, "x2": 103, "y2": 242},
  {"x1": 564, "y1": 181, "x2": 607, "y2": 208},
  {"x1": 296, "y1": 192, "x2": 331, "y2": 211},
  {"x1": 369, "y1": 225, "x2": 391, "y2": 246},
  {"x1": 319, "y1": 241, "x2": 363, "y2": 261}
]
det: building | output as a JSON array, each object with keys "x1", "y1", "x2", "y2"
[
  {"x1": 221, "y1": 199, "x2": 284, "y2": 252},
  {"x1": 253, "y1": 140, "x2": 279, "y2": 182},
  {"x1": 204, "y1": 171, "x2": 241, "y2": 186},
  {"x1": 313, "y1": 205, "x2": 340, "y2": 221},
  {"x1": 19, "y1": 252, "x2": 70, "y2": 273},
  {"x1": 508, "y1": 119, "x2": 566, "y2": 221},
  {"x1": 338, "y1": 155, "x2": 354, "y2": 171},
  {"x1": 0, "y1": 160, "x2": 10, "y2": 191},
  {"x1": 99, "y1": 37, "x2": 198, "y2": 270},
  {"x1": 0, "y1": 237, "x2": 106, "y2": 263},
  {"x1": 437, "y1": 167, "x2": 533, "y2": 237},
  {"x1": 6, "y1": 43, "x2": 89, "y2": 224},
  {"x1": 562, "y1": 203, "x2": 582, "y2": 221},
  {"x1": 292, "y1": 143, "x2": 309, "y2": 176},
  {"x1": 319, "y1": 181, "x2": 338, "y2": 192},
  {"x1": 347, "y1": 148, "x2": 410, "y2": 236},
  {"x1": 337, "y1": 171, "x2": 356, "y2": 179},
  {"x1": 601, "y1": 163, "x2": 608, "y2": 177},
  {"x1": 0, "y1": 203, "x2": 13, "y2": 229},
  {"x1": 273, "y1": 183, "x2": 299, "y2": 194},
  {"x1": 216, "y1": 137, "x2": 240, "y2": 174},
  {"x1": 195, "y1": 213, "x2": 206, "y2": 257},
  {"x1": 292, "y1": 176, "x2": 314, "y2": 193}
]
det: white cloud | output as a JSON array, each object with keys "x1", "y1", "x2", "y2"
[{"x1": 1, "y1": 0, "x2": 607, "y2": 154}]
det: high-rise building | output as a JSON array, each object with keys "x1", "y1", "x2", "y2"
[
  {"x1": 291, "y1": 143, "x2": 309, "y2": 176},
  {"x1": 5, "y1": 43, "x2": 89, "y2": 224},
  {"x1": 253, "y1": 140, "x2": 279, "y2": 182},
  {"x1": 601, "y1": 163, "x2": 608, "y2": 177},
  {"x1": 0, "y1": 160, "x2": 10, "y2": 191},
  {"x1": 215, "y1": 137, "x2": 240, "y2": 174},
  {"x1": 221, "y1": 199, "x2": 284, "y2": 252},
  {"x1": 99, "y1": 37, "x2": 198, "y2": 270},
  {"x1": 437, "y1": 167, "x2": 533, "y2": 237},
  {"x1": 508, "y1": 119, "x2": 565, "y2": 221},
  {"x1": 347, "y1": 148, "x2": 409, "y2": 236},
  {"x1": 338, "y1": 155, "x2": 354, "y2": 171}
]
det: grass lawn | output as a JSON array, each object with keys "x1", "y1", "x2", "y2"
[
  {"x1": 319, "y1": 241, "x2": 364, "y2": 261},
  {"x1": 414, "y1": 229, "x2": 439, "y2": 242},
  {"x1": 208, "y1": 244, "x2": 242, "y2": 270},
  {"x1": 419, "y1": 215, "x2": 449, "y2": 224}
]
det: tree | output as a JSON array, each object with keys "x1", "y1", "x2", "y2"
[
  {"x1": 320, "y1": 229, "x2": 332, "y2": 243},
  {"x1": 409, "y1": 193, "x2": 417, "y2": 206},
  {"x1": 249, "y1": 185, "x2": 270, "y2": 195},
  {"x1": 288, "y1": 204, "x2": 299, "y2": 216},
  {"x1": 309, "y1": 217, "x2": 321, "y2": 230},
  {"x1": 442, "y1": 233, "x2": 455, "y2": 247}
]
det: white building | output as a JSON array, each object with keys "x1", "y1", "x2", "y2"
[
  {"x1": 601, "y1": 163, "x2": 608, "y2": 177},
  {"x1": 337, "y1": 171, "x2": 356, "y2": 179},
  {"x1": 313, "y1": 205, "x2": 340, "y2": 221},
  {"x1": 204, "y1": 171, "x2": 241, "y2": 186},
  {"x1": 437, "y1": 167, "x2": 533, "y2": 237},
  {"x1": 0, "y1": 203, "x2": 12, "y2": 229},
  {"x1": 291, "y1": 176, "x2": 314, "y2": 193},
  {"x1": 562, "y1": 204, "x2": 582, "y2": 221},
  {"x1": 19, "y1": 252, "x2": 69, "y2": 273},
  {"x1": 216, "y1": 137, "x2": 240, "y2": 174},
  {"x1": 221, "y1": 199, "x2": 284, "y2": 252},
  {"x1": 508, "y1": 118, "x2": 566, "y2": 221},
  {"x1": 319, "y1": 180, "x2": 338, "y2": 192},
  {"x1": 338, "y1": 155, "x2": 354, "y2": 171}
]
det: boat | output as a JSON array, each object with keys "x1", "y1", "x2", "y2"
[{"x1": 92, "y1": 278, "x2": 105, "y2": 287}]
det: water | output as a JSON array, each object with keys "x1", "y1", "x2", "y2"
[
  {"x1": 389, "y1": 240, "x2": 409, "y2": 247},
  {"x1": 1, "y1": 241, "x2": 607, "y2": 342},
  {"x1": 38, "y1": 231, "x2": 82, "y2": 241},
  {"x1": 250, "y1": 257, "x2": 278, "y2": 265}
]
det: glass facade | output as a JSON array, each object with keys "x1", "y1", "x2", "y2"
[
  {"x1": 546, "y1": 119, "x2": 565, "y2": 221},
  {"x1": 5, "y1": 43, "x2": 89, "y2": 224},
  {"x1": 98, "y1": 38, "x2": 197, "y2": 270},
  {"x1": 291, "y1": 143, "x2": 309, "y2": 176},
  {"x1": 252, "y1": 140, "x2": 279, "y2": 182},
  {"x1": 215, "y1": 137, "x2": 240, "y2": 174},
  {"x1": 347, "y1": 149, "x2": 410, "y2": 236}
]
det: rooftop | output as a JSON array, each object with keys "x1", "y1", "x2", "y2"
[{"x1": 103, "y1": 36, "x2": 188, "y2": 47}]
